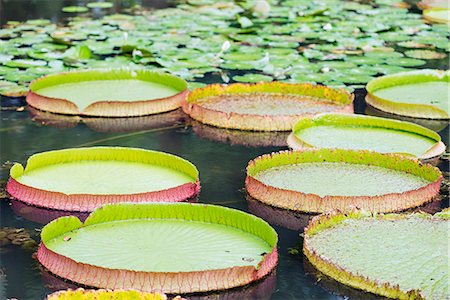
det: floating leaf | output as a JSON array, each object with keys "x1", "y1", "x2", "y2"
[
  {"x1": 304, "y1": 210, "x2": 449, "y2": 299},
  {"x1": 366, "y1": 69, "x2": 449, "y2": 119},
  {"x1": 289, "y1": 113, "x2": 445, "y2": 161},
  {"x1": 4, "y1": 59, "x2": 47, "y2": 68},
  {"x1": 47, "y1": 288, "x2": 168, "y2": 300},
  {"x1": 62, "y1": 6, "x2": 89, "y2": 13},
  {"x1": 232, "y1": 73, "x2": 273, "y2": 83},
  {"x1": 7, "y1": 147, "x2": 200, "y2": 211},
  {"x1": 86, "y1": 2, "x2": 113, "y2": 9},
  {"x1": 246, "y1": 148, "x2": 442, "y2": 213},
  {"x1": 27, "y1": 68, "x2": 187, "y2": 117},
  {"x1": 404, "y1": 49, "x2": 447, "y2": 59},
  {"x1": 37, "y1": 202, "x2": 278, "y2": 293},
  {"x1": 183, "y1": 82, "x2": 353, "y2": 131}
]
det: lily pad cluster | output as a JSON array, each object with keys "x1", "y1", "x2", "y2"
[
  {"x1": 0, "y1": 227, "x2": 38, "y2": 252},
  {"x1": 1, "y1": 0, "x2": 449, "y2": 97}
]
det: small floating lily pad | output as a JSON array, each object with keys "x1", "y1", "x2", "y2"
[
  {"x1": 37, "y1": 203, "x2": 278, "y2": 293},
  {"x1": 86, "y1": 2, "x2": 113, "y2": 9},
  {"x1": 7, "y1": 147, "x2": 200, "y2": 211},
  {"x1": 366, "y1": 69, "x2": 450, "y2": 119},
  {"x1": 288, "y1": 113, "x2": 445, "y2": 161},
  {"x1": 27, "y1": 69, "x2": 188, "y2": 117},
  {"x1": 62, "y1": 6, "x2": 89, "y2": 13},
  {"x1": 47, "y1": 288, "x2": 167, "y2": 299},
  {"x1": 183, "y1": 83, "x2": 354, "y2": 131},
  {"x1": 246, "y1": 149, "x2": 442, "y2": 213},
  {"x1": 304, "y1": 209, "x2": 449, "y2": 299},
  {"x1": 404, "y1": 49, "x2": 447, "y2": 59},
  {"x1": 232, "y1": 73, "x2": 273, "y2": 83}
]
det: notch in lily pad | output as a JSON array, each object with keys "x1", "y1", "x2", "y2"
[
  {"x1": 26, "y1": 68, "x2": 188, "y2": 117},
  {"x1": 7, "y1": 147, "x2": 200, "y2": 211},
  {"x1": 38, "y1": 202, "x2": 278, "y2": 293}
]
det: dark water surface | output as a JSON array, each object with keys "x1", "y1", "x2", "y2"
[{"x1": 0, "y1": 1, "x2": 449, "y2": 300}]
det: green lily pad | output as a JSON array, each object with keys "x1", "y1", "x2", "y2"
[
  {"x1": 25, "y1": 19, "x2": 51, "y2": 26},
  {"x1": 232, "y1": 73, "x2": 273, "y2": 83},
  {"x1": 0, "y1": 82, "x2": 28, "y2": 97},
  {"x1": 404, "y1": 49, "x2": 447, "y2": 59},
  {"x1": 423, "y1": 9, "x2": 450, "y2": 24},
  {"x1": 8, "y1": 147, "x2": 200, "y2": 211},
  {"x1": 246, "y1": 148, "x2": 442, "y2": 212},
  {"x1": 364, "y1": 51, "x2": 404, "y2": 58},
  {"x1": 47, "y1": 289, "x2": 167, "y2": 300},
  {"x1": 304, "y1": 210, "x2": 449, "y2": 299},
  {"x1": 289, "y1": 113, "x2": 444, "y2": 159},
  {"x1": 184, "y1": 82, "x2": 353, "y2": 131},
  {"x1": 4, "y1": 59, "x2": 47, "y2": 68},
  {"x1": 366, "y1": 69, "x2": 449, "y2": 119},
  {"x1": 86, "y1": 2, "x2": 113, "y2": 9},
  {"x1": 4, "y1": 71, "x2": 40, "y2": 82},
  {"x1": 27, "y1": 68, "x2": 187, "y2": 116},
  {"x1": 62, "y1": 6, "x2": 89, "y2": 13},
  {"x1": 37, "y1": 202, "x2": 277, "y2": 293},
  {"x1": 385, "y1": 57, "x2": 427, "y2": 67}
]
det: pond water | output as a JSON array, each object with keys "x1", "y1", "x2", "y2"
[{"x1": 0, "y1": 1, "x2": 449, "y2": 300}]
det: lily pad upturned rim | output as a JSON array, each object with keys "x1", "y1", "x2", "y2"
[
  {"x1": 27, "y1": 68, "x2": 188, "y2": 117},
  {"x1": 303, "y1": 208, "x2": 449, "y2": 299},
  {"x1": 423, "y1": 8, "x2": 450, "y2": 24},
  {"x1": 46, "y1": 288, "x2": 167, "y2": 300},
  {"x1": 246, "y1": 148, "x2": 442, "y2": 213},
  {"x1": 365, "y1": 69, "x2": 449, "y2": 120},
  {"x1": 417, "y1": 0, "x2": 449, "y2": 10},
  {"x1": 37, "y1": 202, "x2": 278, "y2": 294},
  {"x1": 6, "y1": 147, "x2": 200, "y2": 212},
  {"x1": 182, "y1": 82, "x2": 354, "y2": 131},
  {"x1": 287, "y1": 113, "x2": 445, "y2": 162}
]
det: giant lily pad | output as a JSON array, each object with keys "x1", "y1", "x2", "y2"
[
  {"x1": 246, "y1": 149, "x2": 442, "y2": 213},
  {"x1": 47, "y1": 288, "x2": 167, "y2": 299},
  {"x1": 423, "y1": 9, "x2": 450, "y2": 23},
  {"x1": 365, "y1": 69, "x2": 450, "y2": 120},
  {"x1": 6, "y1": 147, "x2": 200, "y2": 211},
  {"x1": 27, "y1": 69, "x2": 188, "y2": 117},
  {"x1": 287, "y1": 113, "x2": 446, "y2": 162},
  {"x1": 303, "y1": 209, "x2": 449, "y2": 299},
  {"x1": 37, "y1": 203, "x2": 278, "y2": 293},
  {"x1": 183, "y1": 83, "x2": 354, "y2": 131}
]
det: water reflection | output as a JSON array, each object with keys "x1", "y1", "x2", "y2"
[
  {"x1": 40, "y1": 268, "x2": 277, "y2": 300},
  {"x1": 365, "y1": 105, "x2": 449, "y2": 134},
  {"x1": 9, "y1": 200, "x2": 89, "y2": 224},
  {"x1": 247, "y1": 196, "x2": 312, "y2": 232},
  {"x1": 28, "y1": 106, "x2": 186, "y2": 133},
  {"x1": 189, "y1": 120, "x2": 289, "y2": 148}
]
